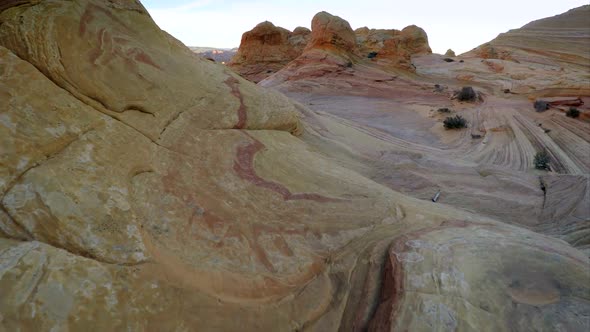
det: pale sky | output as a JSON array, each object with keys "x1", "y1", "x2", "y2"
[{"x1": 142, "y1": 0, "x2": 588, "y2": 54}]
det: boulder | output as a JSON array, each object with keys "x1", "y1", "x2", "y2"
[{"x1": 305, "y1": 11, "x2": 357, "y2": 54}]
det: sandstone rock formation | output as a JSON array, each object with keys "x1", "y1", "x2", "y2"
[
  {"x1": 445, "y1": 49, "x2": 456, "y2": 57},
  {"x1": 1, "y1": 1, "x2": 589, "y2": 331},
  {"x1": 466, "y1": 5, "x2": 590, "y2": 68},
  {"x1": 229, "y1": 21, "x2": 310, "y2": 82},
  {"x1": 355, "y1": 25, "x2": 432, "y2": 70},
  {"x1": 260, "y1": 12, "x2": 433, "y2": 85},
  {"x1": 306, "y1": 11, "x2": 358, "y2": 54},
  {"x1": 372, "y1": 25, "x2": 432, "y2": 70}
]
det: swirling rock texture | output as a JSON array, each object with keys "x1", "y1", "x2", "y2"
[
  {"x1": 0, "y1": 1, "x2": 589, "y2": 332},
  {"x1": 467, "y1": 5, "x2": 590, "y2": 68},
  {"x1": 228, "y1": 22, "x2": 310, "y2": 82}
]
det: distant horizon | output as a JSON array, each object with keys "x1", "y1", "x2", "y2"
[{"x1": 142, "y1": 0, "x2": 588, "y2": 55}]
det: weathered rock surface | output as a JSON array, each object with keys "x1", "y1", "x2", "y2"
[
  {"x1": 229, "y1": 22, "x2": 310, "y2": 82},
  {"x1": 306, "y1": 11, "x2": 357, "y2": 55},
  {"x1": 1, "y1": 1, "x2": 589, "y2": 331},
  {"x1": 466, "y1": 5, "x2": 590, "y2": 69},
  {"x1": 260, "y1": 12, "x2": 433, "y2": 86},
  {"x1": 355, "y1": 25, "x2": 432, "y2": 70}
]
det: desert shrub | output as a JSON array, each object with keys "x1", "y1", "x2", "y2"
[
  {"x1": 443, "y1": 115, "x2": 467, "y2": 129},
  {"x1": 457, "y1": 87, "x2": 477, "y2": 102},
  {"x1": 566, "y1": 107, "x2": 580, "y2": 118},
  {"x1": 368, "y1": 52, "x2": 378, "y2": 59},
  {"x1": 534, "y1": 100, "x2": 549, "y2": 112},
  {"x1": 437, "y1": 107, "x2": 452, "y2": 113},
  {"x1": 443, "y1": 58, "x2": 455, "y2": 62},
  {"x1": 434, "y1": 84, "x2": 446, "y2": 92},
  {"x1": 534, "y1": 151, "x2": 550, "y2": 170}
]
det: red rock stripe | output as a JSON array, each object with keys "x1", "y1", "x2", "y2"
[
  {"x1": 224, "y1": 76, "x2": 247, "y2": 129},
  {"x1": 233, "y1": 133, "x2": 343, "y2": 203}
]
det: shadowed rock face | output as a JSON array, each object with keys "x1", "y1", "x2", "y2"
[
  {"x1": 0, "y1": 1, "x2": 589, "y2": 331},
  {"x1": 229, "y1": 21, "x2": 310, "y2": 82}
]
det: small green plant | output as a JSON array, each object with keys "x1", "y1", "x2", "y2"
[
  {"x1": 443, "y1": 115, "x2": 467, "y2": 129},
  {"x1": 566, "y1": 107, "x2": 580, "y2": 118},
  {"x1": 534, "y1": 151, "x2": 550, "y2": 170}
]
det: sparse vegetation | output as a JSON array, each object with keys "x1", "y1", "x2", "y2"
[
  {"x1": 534, "y1": 100, "x2": 549, "y2": 112},
  {"x1": 437, "y1": 107, "x2": 452, "y2": 113},
  {"x1": 434, "y1": 84, "x2": 446, "y2": 92},
  {"x1": 566, "y1": 107, "x2": 580, "y2": 118},
  {"x1": 534, "y1": 151, "x2": 550, "y2": 170},
  {"x1": 368, "y1": 52, "x2": 378, "y2": 59},
  {"x1": 443, "y1": 115, "x2": 467, "y2": 129},
  {"x1": 457, "y1": 86, "x2": 477, "y2": 102}
]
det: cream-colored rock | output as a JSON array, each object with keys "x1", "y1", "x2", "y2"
[
  {"x1": 0, "y1": 46, "x2": 151, "y2": 264},
  {"x1": 0, "y1": 1, "x2": 589, "y2": 331},
  {"x1": 0, "y1": 0, "x2": 301, "y2": 140}
]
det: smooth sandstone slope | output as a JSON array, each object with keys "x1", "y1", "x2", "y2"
[
  {"x1": 261, "y1": 7, "x2": 590, "y2": 255},
  {"x1": 229, "y1": 22, "x2": 310, "y2": 82},
  {"x1": 0, "y1": 1, "x2": 589, "y2": 331},
  {"x1": 466, "y1": 5, "x2": 590, "y2": 69},
  {"x1": 261, "y1": 7, "x2": 589, "y2": 252}
]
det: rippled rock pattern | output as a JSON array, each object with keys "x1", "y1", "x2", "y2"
[{"x1": 0, "y1": 1, "x2": 589, "y2": 331}]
